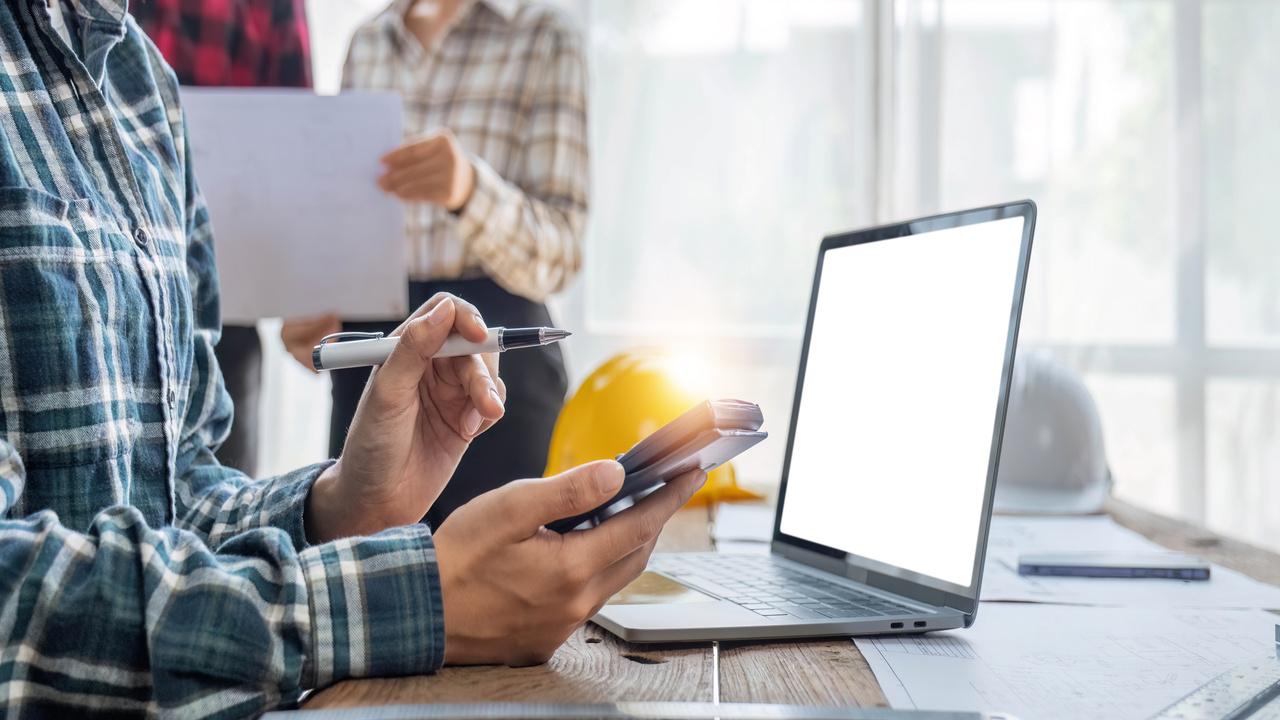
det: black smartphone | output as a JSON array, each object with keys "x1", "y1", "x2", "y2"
[{"x1": 546, "y1": 400, "x2": 767, "y2": 533}]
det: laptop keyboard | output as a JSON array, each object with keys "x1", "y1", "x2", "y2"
[{"x1": 652, "y1": 554, "x2": 920, "y2": 621}]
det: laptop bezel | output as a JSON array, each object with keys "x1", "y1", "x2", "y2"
[{"x1": 769, "y1": 200, "x2": 1037, "y2": 621}]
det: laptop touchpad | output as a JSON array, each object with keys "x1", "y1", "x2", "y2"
[{"x1": 608, "y1": 572, "x2": 718, "y2": 605}]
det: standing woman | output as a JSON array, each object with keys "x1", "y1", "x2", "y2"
[{"x1": 283, "y1": 0, "x2": 587, "y2": 526}]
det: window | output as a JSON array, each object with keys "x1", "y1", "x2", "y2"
[
  {"x1": 557, "y1": 0, "x2": 877, "y2": 481},
  {"x1": 884, "y1": 0, "x2": 1280, "y2": 551},
  {"x1": 563, "y1": 0, "x2": 1280, "y2": 550},
  {"x1": 582, "y1": 1, "x2": 874, "y2": 334},
  {"x1": 291, "y1": 0, "x2": 1280, "y2": 551},
  {"x1": 1200, "y1": 0, "x2": 1280, "y2": 550}
]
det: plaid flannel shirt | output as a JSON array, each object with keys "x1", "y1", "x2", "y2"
[
  {"x1": 344, "y1": 0, "x2": 589, "y2": 302},
  {"x1": 129, "y1": 0, "x2": 311, "y2": 88},
  {"x1": 0, "y1": 1, "x2": 444, "y2": 716}
]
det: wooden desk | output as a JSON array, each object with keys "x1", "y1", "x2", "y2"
[{"x1": 307, "y1": 499, "x2": 1280, "y2": 709}]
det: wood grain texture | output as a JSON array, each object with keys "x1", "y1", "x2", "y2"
[
  {"x1": 718, "y1": 638, "x2": 888, "y2": 707},
  {"x1": 306, "y1": 499, "x2": 1280, "y2": 710},
  {"x1": 306, "y1": 624, "x2": 713, "y2": 707}
]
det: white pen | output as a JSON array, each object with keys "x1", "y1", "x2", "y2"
[{"x1": 312, "y1": 326, "x2": 571, "y2": 371}]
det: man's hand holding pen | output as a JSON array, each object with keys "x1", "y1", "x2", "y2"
[
  {"x1": 300, "y1": 291, "x2": 700, "y2": 669},
  {"x1": 306, "y1": 292, "x2": 505, "y2": 542}
]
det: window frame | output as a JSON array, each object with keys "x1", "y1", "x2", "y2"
[{"x1": 556, "y1": 0, "x2": 1280, "y2": 526}]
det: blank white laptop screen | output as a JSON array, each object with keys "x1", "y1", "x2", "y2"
[{"x1": 779, "y1": 217, "x2": 1025, "y2": 588}]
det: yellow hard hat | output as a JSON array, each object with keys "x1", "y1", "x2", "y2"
[{"x1": 545, "y1": 348, "x2": 761, "y2": 506}]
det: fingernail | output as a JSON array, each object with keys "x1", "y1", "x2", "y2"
[
  {"x1": 472, "y1": 311, "x2": 485, "y2": 329},
  {"x1": 428, "y1": 300, "x2": 452, "y2": 325},
  {"x1": 462, "y1": 408, "x2": 482, "y2": 436},
  {"x1": 595, "y1": 462, "x2": 624, "y2": 495},
  {"x1": 488, "y1": 385, "x2": 503, "y2": 408}
]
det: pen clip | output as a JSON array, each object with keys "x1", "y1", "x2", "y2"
[{"x1": 316, "y1": 331, "x2": 385, "y2": 347}]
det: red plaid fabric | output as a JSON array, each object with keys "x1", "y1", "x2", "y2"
[{"x1": 130, "y1": 0, "x2": 312, "y2": 87}]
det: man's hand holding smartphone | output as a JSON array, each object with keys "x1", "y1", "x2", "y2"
[{"x1": 434, "y1": 460, "x2": 707, "y2": 666}]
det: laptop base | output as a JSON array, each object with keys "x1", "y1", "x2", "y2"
[{"x1": 593, "y1": 553, "x2": 965, "y2": 644}]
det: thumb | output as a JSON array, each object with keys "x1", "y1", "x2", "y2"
[
  {"x1": 501, "y1": 460, "x2": 625, "y2": 539},
  {"x1": 370, "y1": 297, "x2": 456, "y2": 398}
]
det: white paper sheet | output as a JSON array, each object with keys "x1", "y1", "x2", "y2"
[
  {"x1": 182, "y1": 89, "x2": 407, "y2": 323},
  {"x1": 857, "y1": 604, "x2": 1280, "y2": 720},
  {"x1": 981, "y1": 516, "x2": 1280, "y2": 610},
  {"x1": 713, "y1": 503, "x2": 775, "y2": 543}
]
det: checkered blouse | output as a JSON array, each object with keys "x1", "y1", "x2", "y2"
[{"x1": 343, "y1": 0, "x2": 589, "y2": 302}]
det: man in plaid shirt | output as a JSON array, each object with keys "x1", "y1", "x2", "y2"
[
  {"x1": 0, "y1": 1, "x2": 704, "y2": 716},
  {"x1": 128, "y1": 0, "x2": 315, "y2": 479}
]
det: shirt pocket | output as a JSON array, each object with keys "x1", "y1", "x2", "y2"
[{"x1": 0, "y1": 187, "x2": 144, "y2": 469}]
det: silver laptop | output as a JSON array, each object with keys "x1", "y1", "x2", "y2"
[{"x1": 594, "y1": 201, "x2": 1037, "y2": 642}]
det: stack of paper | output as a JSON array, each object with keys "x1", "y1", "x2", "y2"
[
  {"x1": 981, "y1": 516, "x2": 1280, "y2": 610},
  {"x1": 863, "y1": 515, "x2": 1280, "y2": 718},
  {"x1": 712, "y1": 503, "x2": 774, "y2": 554},
  {"x1": 711, "y1": 507, "x2": 1280, "y2": 717},
  {"x1": 712, "y1": 509, "x2": 1280, "y2": 610},
  {"x1": 857, "y1": 604, "x2": 1280, "y2": 720}
]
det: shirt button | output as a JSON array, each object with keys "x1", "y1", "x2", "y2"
[
  {"x1": 134, "y1": 227, "x2": 150, "y2": 246},
  {"x1": 167, "y1": 389, "x2": 176, "y2": 404}
]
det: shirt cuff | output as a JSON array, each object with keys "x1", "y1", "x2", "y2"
[
  {"x1": 300, "y1": 524, "x2": 445, "y2": 688},
  {"x1": 455, "y1": 155, "x2": 519, "y2": 259},
  {"x1": 195, "y1": 458, "x2": 337, "y2": 552},
  {"x1": 263, "y1": 459, "x2": 336, "y2": 550}
]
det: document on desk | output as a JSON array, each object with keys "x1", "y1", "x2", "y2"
[
  {"x1": 710, "y1": 511, "x2": 1280, "y2": 609},
  {"x1": 713, "y1": 503, "x2": 775, "y2": 542},
  {"x1": 981, "y1": 515, "x2": 1280, "y2": 610},
  {"x1": 182, "y1": 88, "x2": 407, "y2": 323},
  {"x1": 857, "y1": 603, "x2": 1280, "y2": 720},
  {"x1": 711, "y1": 503, "x2": 775, "y2": 555}
]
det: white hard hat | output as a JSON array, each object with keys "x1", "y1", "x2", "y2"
[{"x1": 994, "y1": 351, "x2": 1112, "y2": 514}]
